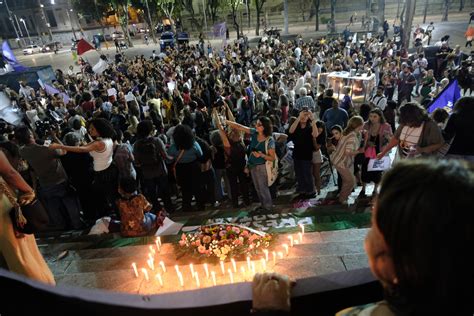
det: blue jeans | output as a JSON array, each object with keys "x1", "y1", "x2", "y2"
[
  {"x1": 214, "y1": 168, "x2": 230, "y2": 201},
  {"x1": 37, "y1": 181, "x2": 82, "y2": 229},
  {"x1": 294, "y1": 159, "x2": 315, "y2": 194},
  {"x1": 250, "y1": 164, "x2": 272, "y2": 210}
]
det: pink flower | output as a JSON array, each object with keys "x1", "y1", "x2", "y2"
[
  {"x1": 179, "y1": 240, "x2": 186, "y2": 246},
  {"x1": 195, "y1": 240, "x2": 201, "y2": 247},
  {"x1": 226, "y1": 226, "x2": 232, "y2": 231},
  {"x1": 233, "y1": 239, "x2": 243, "y2": 246},
  {"x1": 181, "y1": 233, "x2": 187, "y2": 240},
  {"x1": 232, "y1": 227, "x2": 241, "y2": 234},
  {"x1": 240, "y1": 230, "x2": 249, "y2": 237},
  {"x1": 219, "y1": 230, "x2": 227, "y2": 237},
  {"x1": 198, "y1": 245, "x2": 206, "y2": 254},
  {"x1": 203, "y1": 236, "x2": 212, "y2": 244}
]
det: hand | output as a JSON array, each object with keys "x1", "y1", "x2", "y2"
[
  {"x1": 376, "y1": 152, "x2": 385, "y2": 160},
  {"x1": 252, "y1": 151, "x2": 263, "y2": 158},
  {"x1": 18, "y1": 191, "x2": 36, "y2": 206},
  {"x1": 252, "y1": 273, "x2": 293, "y2": 312},
  {"x1": 48, "y1": 143, "x2": 61, "y2": 150}
]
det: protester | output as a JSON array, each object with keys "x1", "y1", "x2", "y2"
[
  {"x1": 0, "y1": 150, "x2": 55, "y2": 284},
  {"x1": 251, "y1": 159, "x2": 473, "y2": 315},
  {"x1": 443, "y1": 97, "x2": 474, "y2": 161}
]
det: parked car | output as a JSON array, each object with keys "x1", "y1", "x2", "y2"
[
  {"x1": 41, "y1": 41, "x2": 63, "y2": 53},
  {"x1": 176, "y1": 32, "x2": 190, "y2": 44},
  {"x1": 138, "y1": 27, "x2": 150, "y2": 33},
  {"x1": 22, "y1": 45, "x2": 41, "y2": 55},
  {"x1": 112, "y1": 31, "x2": 125, "y2": 40},
  {"x1": 160, "y1": 32, "x2": 175, "y2": 51}
]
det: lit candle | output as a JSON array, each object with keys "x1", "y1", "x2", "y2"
[
  {"x1": 231, "y1": 258, "x2": 237, "y2": 273},
  {"x1": 155, "y1": 239, "x2": 161, "y2": 252},
  {"x1": 298, "y1": 232, "x2": 303, "y2": 243},
  {"x1": 294, "y1": 239, "x2": 300, "y2": 245},
  {"x1": 251, "y1": 261, "x2": 256, "y2": 275},
  {"x1": 147, "y1": 258, "x2": 155, "y2": 271},
  {"x1": 156, "y1": 273, "x2": 163, "y2": 287},
  {"x1": 177, "y1": 271, "x2": 184, "y2": 288},
  {"x1": 277, "y1": 251, "x2": 284, "y2": 259},
  {"x1": 240, "y1": 266, "x2": 246, "y2": 279},
  {"x1": 142, "y1": 268, "x2": 149, "y2": 281},
  {"x1": 220, "y1": 261, "x2": 225, "y2": 275},
  {"x1": 299, "y1": 224, "x2": 305, "y2": 235},
  {"x1": 160, "y1": 261, "x2": 166, "y2": 273},
  {"x1": 260, "y1": 258, "x2": 267, "y2": 271},
  {"x1": 211, "y1": 271, "x2": 217, "y2": 286},
  {"x1": 204, "y1": 263, "x2": 209, "y2": 279},
  {"x1": 148, "y1": 253, "x2": 154, "y2": 261},
  {"x1": 228, "y1": 269, "x2": 234, "y2": 284},
  {"x1": 288, "y1": 235, "x2": 294, "y2": 247},
  {"x1": 175, "y1": 264, "x2": 180, "y2": 275},
  {"x1": 282, "y1": 243, "x2": 289, "y2": 255},
  {"x1": 194, "y1": 271, "x2": 200, "y2": 288},
  {"x1": 149, "y1": 246, "x2": 156, "y2": 255},
  {"x1": 263, "y1": 249, "x2": 269, "y2": 262},
  {"x1": 189, "y1": 263, "x2": 195, "y2": 278},
  {"x1": 246, "y1": 256, "x2": 251, "y2": 271},
  {"x1": 272, "y1": 251, "x2": 277, "y2": 265},
  {"x1": 131, "y1": 262, "x2": 138, "y2": 277}
]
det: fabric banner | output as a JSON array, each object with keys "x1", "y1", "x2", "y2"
[
  {"x1": 427, "y1": 79, "x2": 461, "y2": 113},
  {"x1": 1, "y1": 41, "x2": 27, "y2": 72},
  {"x1": 76, "y1": 39, "x2": 95, "y2": 55}
]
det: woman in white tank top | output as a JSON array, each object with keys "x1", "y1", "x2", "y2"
[{"x1": 50, "y1": 118, "x2": 119, "y2": 216}]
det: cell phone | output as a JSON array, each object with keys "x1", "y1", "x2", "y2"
[{"x1": 43, "y1": 140, "x2": 51, "y2": 147}]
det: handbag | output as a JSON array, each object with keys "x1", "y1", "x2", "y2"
[
  {"x1": 264, "y1": 137, "x2": 279, "y2": 187},
  {"x1": 0, "y1": 181, "x2": 49, "y2": 235},
  {"x1": 364, "y1": 146, "x2": 377, "y2": 159}
]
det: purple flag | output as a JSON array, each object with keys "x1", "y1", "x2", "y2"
[{"x1": 2, "y1": 41, "x2": 27, "y2": 72}]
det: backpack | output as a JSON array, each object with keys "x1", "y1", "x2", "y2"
[
  {"x1": 264, "y1": 137, "x2": 279, "y2": 186},
  {"x1": 135, "y1": 137, "x2": 161, "y2": 167}
]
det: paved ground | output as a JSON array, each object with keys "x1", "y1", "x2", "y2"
[{"x1": 14, "y1": 15, "x2": 472, "y2": 74}]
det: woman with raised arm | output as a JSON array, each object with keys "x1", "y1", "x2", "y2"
[{"x1": 226, "y1": 117, "x2": 276, "y2": 212}]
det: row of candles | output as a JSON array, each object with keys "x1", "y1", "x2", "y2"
[{"x1": 131, "y1": 224, "x2": 306, "y2": 289}]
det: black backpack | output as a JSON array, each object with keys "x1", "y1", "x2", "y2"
[{"x1": 135, "y1": 137, "x2": 161, "y2": 166}]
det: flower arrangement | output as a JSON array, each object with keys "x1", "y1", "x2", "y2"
[{"x1": 176, "y1": 224, "x2": 272, "y2": 262}]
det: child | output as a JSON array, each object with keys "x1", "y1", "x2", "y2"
[{"x1": 117, "y1": 178, "x2": 157, "y2": 237}]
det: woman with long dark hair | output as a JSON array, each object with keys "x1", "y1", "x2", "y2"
[
  {"x1": 444, "y1": 96, "x2": 474, "y2": 162},
  {"x1": 50, "y1": 118, "x2": 118, "y2": 217},
  {"x1": 360, "y1": 109, "x2": 393, "y2": 197},
  {"x1": 377, "y1": 102, "x2": 444, "y2": 160},
  {"x1": 251, "y1": 160, "x2": 473, "y2": 315},
  {"x1": 226, "y1": 116, "x2": 276, "y2": 212},
  {"x1": 167, "y1": 124, "x2": 205, "y2": 212}
]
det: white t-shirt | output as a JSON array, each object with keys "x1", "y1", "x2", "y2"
[{"x1": 399, "y1": 125, "x2": 423, "y2": 158}]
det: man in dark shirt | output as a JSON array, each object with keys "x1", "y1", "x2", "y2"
[
  {"x1": 15, "y1": 126, "x2": 82, "y2": 229},
  {"x1": 319, "y1": 88, "x2": 336, "y2": 119},
  {"x1": 397, "y1": 66, "x2": 416, "y2": 106},
  {"x1": 288, "y1": 109, "x2": 319, "y2": 200}
]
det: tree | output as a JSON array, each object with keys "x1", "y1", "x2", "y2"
[
  {"x1": 442, "y1": 0, "x2": 449, "y2": 22},
  {"x1": 329, "y1": 0, "x2": 336, "y2": 33},
  {"x1": 207, "y1": 0, "x2": 221, "y2": 24},
  {"x1": 255, "y1": 0, "x2": 266, "y2": 36},
  {"x1": 313, "y1": 0, "x2": 320, "y2": 31},
  {"x1": 178, "y1": 0, "x2": 202, "y2": 31},
  {"x1": 228, "y1": 0, "x2": 242, "y2": 38},
  {"x1": 110, "y1": 0, "x2": 134, "y2": 47},
  {"x1": 423, "y1": 0, "x2": 428, "y2": 23},
  {"x1": 131, "y1": 0, "x2": 158, "y2": 43},
  {"x1": 402, "y1": 0, "x2": 416, "y2": 49},
  {"x1": 298, "y1": 0, "x2": 311, "y2": 22},
  {"x1": 72, "y1": 0, "x2": 109, "y2": 40},
  {"x1": 156, "y1": 0, "x2": 176, "y2": 21}
]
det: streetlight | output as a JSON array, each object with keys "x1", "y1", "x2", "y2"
[
  {"x1": 0, "y1": 0, "x2": 24, "y2": 47},
  {"x1": 66, "y1": 8, "x2": 77, "y2": 40},
  {"x1": 38, "y1": 1, "x2": 53, "y2": 41},
  {"x1": 19, "y1": 18, "x2": 32, "y2": 45}
]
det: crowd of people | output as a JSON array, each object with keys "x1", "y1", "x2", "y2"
[{"x1": 0, "y1": 25, "x2": 473, "y2": 300}]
